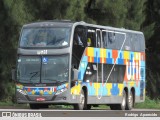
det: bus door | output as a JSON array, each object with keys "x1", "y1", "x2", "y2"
[{"x1": 95, "y1": 29, "x2": 103, "y2": 99}]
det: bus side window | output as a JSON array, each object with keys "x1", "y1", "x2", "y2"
[
  {"x1": 123, "y1": 33, "x2": 133, "y2": 51},
  {"x1": 96, "y1": 31, "x2": 101, "y2": 48},
  {"x1": 87, "y1": 29, "x2": 96, "y2": 47},
  {"x1": 115, "y1": 33, "x2": 125, "y2": 50},
  {"x1": 140, "y1": 34, "x2": 145, "y2": 52},
  {"x1": 72, "y1": 26, "x2": 87, "y2": 69},
  {"x1": 107, "y1": 32, "x2": 116, "y2": 49},
  {"x1": 134, "y1": 34, "x2": 141, "y2": 52},
  {"x1": 102, "y1": 31, "x2": 107, "y2": 48},
  {"x1": 73, "y1": 31, "x2": 83, "y2": 46}
]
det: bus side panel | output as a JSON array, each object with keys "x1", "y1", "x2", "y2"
[{"x1": 70, "y1": 47, "x2": 145, "y2": 104}]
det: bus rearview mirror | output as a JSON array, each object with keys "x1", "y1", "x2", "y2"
[{"x1": 73, "y1": 68, "x2": 78, "y2": 80}]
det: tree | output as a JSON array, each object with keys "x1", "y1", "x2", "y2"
[
  {"x1": 0, "y1": 0, "x2": 32, "y2": 100},
  {"x1": 85, "y1": 0, "x2": 128, "y2": 27},
  {"x1": 0, "y1": 0, "x2": 16, "y2": 100},
  {"x1": 143, "y1": 0, "x2": 160, "y2": 99},
  {"x1": 145, "y1": 0, "x2": 160, "y2": 52},
  {"x1": 65, "y1": 0, "x2": 94, "y2": 23},
  {"x1": 24, "y1": 0, "x2": 70, "y2": 20}
]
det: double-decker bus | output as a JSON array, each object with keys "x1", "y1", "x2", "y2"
[{"x1": 12, "y1": 20, "x2": 145, "y2": 110}]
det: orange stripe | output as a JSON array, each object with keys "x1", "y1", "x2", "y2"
[{"x1": 112, "y1": 50, "x2": 118, "y2": 63}]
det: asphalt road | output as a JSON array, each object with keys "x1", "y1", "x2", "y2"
[{"x1": 0, "y1": 108, "x2": 159, "y2": 117}]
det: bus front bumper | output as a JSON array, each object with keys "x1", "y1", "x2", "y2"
[{"x1": 16, "y1": 89, "x2": 80, "y2": 104}]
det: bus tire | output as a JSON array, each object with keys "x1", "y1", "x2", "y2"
[
  {"x1": 112, "y1": 90, "x2": 126, "y2": 110},
  {"x1": 29, "y1": 104, "x2": 39, "y2": 109},
  {"x1": 125, "y1": 91, "x2": 133, "y2": 110},
  {"x1": 74, "y1": 89, "x2": 86, "y2": 110},
  {"x1": 118, "y1": 90, "x2": 127, "y2": 110}
]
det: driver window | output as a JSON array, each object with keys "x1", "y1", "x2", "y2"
[{"x1": 72, "y1": 26, "x2": 87, "y2": 69}]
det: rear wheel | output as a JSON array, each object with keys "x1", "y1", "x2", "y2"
[
  {"x1": 118, "y1": 90, "x2": 127, "y2": 110},
  {"x1": 74, "y1": 89, "x2": 86, "y2": 110},
  {"x1": 110, "y1": 90, "x2": 127, "y2": 110},
  {"x1": 126, "y1": 91, "x2": 133, "y2": 110}
]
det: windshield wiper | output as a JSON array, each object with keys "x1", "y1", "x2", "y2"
[{"x1": 29, "y1": 71, "x2": 39, "y2": 85}]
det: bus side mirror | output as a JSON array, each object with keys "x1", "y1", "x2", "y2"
[
  {"x1": 71, "y1": 68, "x2": 78, "y2": 87},
  {"x1": 11, "y1": 68, "x2": 16, "y2": 81},
  {"x1": 72, "y1": 68, "x2": 78, "y2": 81}
]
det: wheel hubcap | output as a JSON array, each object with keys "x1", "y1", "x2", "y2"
[
  {"x1": 122, "y1": 95, "x2": 126, "y2": 107},
  {"x1": 128, "y1": 93, "x2": 133, "y2": 107},
  {"x1": 80, "y1": 93, "x2": 84, "y2": 105},
  {"x1": 121, "y1": 92, "x2": 126, "y2": 110}
]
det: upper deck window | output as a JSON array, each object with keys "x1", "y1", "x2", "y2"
[{"x1": 20, "y1": 27, "x2": 71, "y2": 48}]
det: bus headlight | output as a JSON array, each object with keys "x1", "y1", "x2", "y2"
[
  {"x1": 55, "y1": 88, "x2": 67, "y2": 95},
  {"x1": 17, "y1": 89, "x2": 27, "y2": 95}
]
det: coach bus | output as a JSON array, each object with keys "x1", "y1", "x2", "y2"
[{"x1": 12, "y1": 20, "x2": 145, "y2": 110}]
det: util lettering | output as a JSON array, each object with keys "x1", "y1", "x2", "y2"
[
  {"x1": 37, "y1": 50, "x2": 47, "y2": 55},
  {"x1": 126, "y1": 55, "x2": 141, "y2": 81}
]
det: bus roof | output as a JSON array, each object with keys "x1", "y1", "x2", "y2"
[
  {"x1": 87, "y1": 23, "x2": 143, "y2": 34},
  {"x1": 74, "y1": 21, "x2": 143, "y2": 35},
  {"x1": 23, "y1": 20, "x2": 143, "y2": 35},
  {"x1": 23, "y1": 20, "x2": 75, "y2": 28}
]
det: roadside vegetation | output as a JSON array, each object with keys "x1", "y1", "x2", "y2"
[{"x1": 135, "y1": 96, "x2": 160, "y2": 109}]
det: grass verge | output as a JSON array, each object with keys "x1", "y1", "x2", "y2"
[
  {"x1": 135, "y1": 96, "x2": 160, "y2": 109},
  {"x1": 0, "y1": 101, "x2": 14, "y2": 106}
]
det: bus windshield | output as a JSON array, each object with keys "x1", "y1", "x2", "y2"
[
  {"x1": 20, "y1": 27, "x2": 71, "y2": 48},
  {"x1": 17, "y1": 55, "x2": 69, "y2": 84}
]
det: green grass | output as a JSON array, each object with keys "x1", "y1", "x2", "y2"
[
  {"x1": 49, "y1": 105, "x2": 73, "y2": 109},
  {"x1": 0, "y1": 101, "x2": 14, "y2": 106},
  {"x1": 0, "y1": 101, "x2": 29, "y2": 108},
  {"x1": 135, "y1": 96, "x2": 160, "y2": 109}
]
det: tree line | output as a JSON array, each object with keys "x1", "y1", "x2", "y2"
[{"x1": 0, "y1": 0, "x2": 159, "y2": 101}]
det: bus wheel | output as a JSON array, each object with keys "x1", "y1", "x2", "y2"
[
  {"x1": 126, "y1": 91, "x2": 133, "y2": 110},
  {"x1": 74, "y1": 89, "x2": 86, "y2": 110},
  {"x1": 115, "y1": 90, "x2": 127, "y2": 110},
  {"x1": 119, "y1": 90, "x2": 127, "y2": 110},
  {"x1": 29, "y1": 104, "x2": 39, "y2": 109}
]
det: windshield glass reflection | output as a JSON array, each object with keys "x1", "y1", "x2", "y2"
[
  {"x1": 20, "y1": 27, "x2": 71, "y2": 48},
  {"x1": 17, "y1": 55, "x2": 69, "y2": 84}
]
